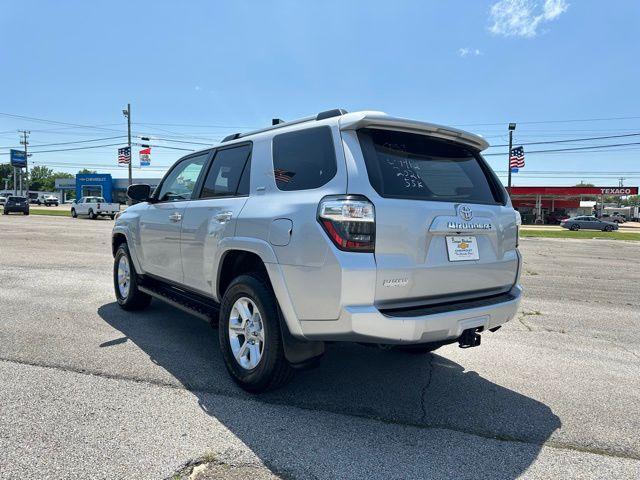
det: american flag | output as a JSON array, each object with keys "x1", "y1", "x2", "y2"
[
  {"x1": 509, "y1": 146, "x2": 525, "y2": 171},
  {"x1": 274, "y1": 168, "x2": 295, "y2": 183},
  {"x1": 118, "y1": 147, "x2": 131, "y2": 165}
]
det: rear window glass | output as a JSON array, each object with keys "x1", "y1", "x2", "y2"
[
  {"x1": 8, "y1": 197, "x2": 24, "y2": 201},
  {"x1": 272, "y1": 126, "x2": 337, "y2": 191},
  {"x1": 357, "y1": 128, "x2": 504, "y2": 205}
]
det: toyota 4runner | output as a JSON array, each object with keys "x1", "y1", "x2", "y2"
[{"x1": 112, "y1": 109, "x2": 522, "y2": 392}]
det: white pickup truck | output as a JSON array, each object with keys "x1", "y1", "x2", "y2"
[{"x1": 71, "y1": 196, "x2": 120, "y2": 219}]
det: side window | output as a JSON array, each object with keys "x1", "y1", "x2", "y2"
[
  {"x1": 157, "y1": 153, "x2": 208, "y2": 202},
  {"x1": 200, "y1": 144, "x2": 251, "y2": 198},
  {"x1": 272, "y1": 126, "x2": 337, "y2": 191}
]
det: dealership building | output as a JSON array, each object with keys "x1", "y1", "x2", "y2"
[
  {"x1": 55, "y1": 173, "x2": 161, "y2": 203},
  {"x1": 510, "y1": 186, "x2": 639, "y2": 224}
]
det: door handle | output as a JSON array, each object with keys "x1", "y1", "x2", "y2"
[
  {"x1": 169, "y1": 212, "x2": 182, "y2": 222},
  {"x1": 214, "y1": 211, "x2": 233, "y2": 223}
]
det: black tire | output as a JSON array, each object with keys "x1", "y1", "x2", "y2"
[
  {"x1": 397, "y1": 343, "x2": 443, "y2": 354},
  {"x1": 109, "y1": 214, "x2": 115, "y2": 220},
  {"x1": 89, "y1": 209, "x2": 97, "y2": 220},
  {"x1": 3, "y1": 210, "x2": 7, "y2": 215},
  {"x1": 24, "y1": 211, "x2": 29, "y2": 216},
  {"x1": 218, "y1": 274, "x2": 293, "y2": 393},
  {"x1": 570, "y1": 224, "x2": 579, "y2": 231},
  {"x1": 113, "y1": 243, "x2": 151, "y2": 311},
  {"x1": 71, "y1": 208, "x2": 77, "y2": 218},
  {"x1": 604, "y1": 225, "x2": 613, "y2": 232}
]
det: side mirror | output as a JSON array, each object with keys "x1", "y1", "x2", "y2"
[{"x1": 127, "y1": 184, "x2": 152, "y2": 203}]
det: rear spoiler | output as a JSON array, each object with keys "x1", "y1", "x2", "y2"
[{"x1": 338, "y1": 111, "x2": 490, "y2": 151}]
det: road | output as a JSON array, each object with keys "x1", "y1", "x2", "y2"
[{"x1": 0, "y1": 215, "x2": 639, "y2": 479}]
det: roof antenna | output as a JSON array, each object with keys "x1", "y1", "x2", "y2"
[{"x1": 272, "y1": 118, "x2": 285, "y2": 125}]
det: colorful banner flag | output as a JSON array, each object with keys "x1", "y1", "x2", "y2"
[{"x1": 139, "y1": 147, "x2": 151, "y2": 167}]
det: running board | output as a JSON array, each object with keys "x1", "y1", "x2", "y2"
[{"x1": 138, "y1": 278, "x2": 219, "y2": 324}]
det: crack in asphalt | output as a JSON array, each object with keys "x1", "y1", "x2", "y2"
[
  {"x1": 419, "y1": 354, "x2": 434, "y2": 423},
  {"x1": 3, "y1": 356, "x2": 640, "y2": 463}
]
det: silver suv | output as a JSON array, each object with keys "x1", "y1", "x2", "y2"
[{"x1": 112, "y1": 109, "x2": 522, "y2": 392}]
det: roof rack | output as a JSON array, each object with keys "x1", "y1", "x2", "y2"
[{"x1": 221, "y1": 108, "x2": 348, "y2": 142}]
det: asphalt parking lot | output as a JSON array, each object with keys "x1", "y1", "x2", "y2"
[{"x1": 0, "y1": 215, "x2": 639, "y2": 479}]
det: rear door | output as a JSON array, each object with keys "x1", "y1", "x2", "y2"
[
  {"x1": 179, "y1": 143, "x2": 252, "y2": 294},
  {"x1": 349, "y1": 128, "x2": 518, "y2": 307},
  {"x1": 138, "y1": 152, "x2": 209, "y2": 283}
]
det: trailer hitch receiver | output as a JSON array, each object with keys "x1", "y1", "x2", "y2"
[{"x1": 458, "y1": 328, "x2": 482, "y2": 348}]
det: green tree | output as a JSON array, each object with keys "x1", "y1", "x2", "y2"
[
  {"x1": 575, "y1": 181, "x2": 595, "y2": 187},
  {"x1": 77, "y1": 168, "x2": 97, "y2": 174},
  {"x1": 29, "y1": 165, "x2": 55, "y2": 191},
  {"x1": 0, "y1": 163, "x2": 15, "y2": 190}
]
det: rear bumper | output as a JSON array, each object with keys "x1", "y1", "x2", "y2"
[{"x1": 299, "y1": 285, "x2": 522, "y2": 344}]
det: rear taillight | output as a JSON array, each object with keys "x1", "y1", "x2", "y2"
[{"x1": 318, "y1": 196, "x2": 375, "y2": 252}]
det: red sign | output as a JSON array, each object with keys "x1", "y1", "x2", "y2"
[{"x1": 509, "y1": 186, "x2": 638, "y2": 196}]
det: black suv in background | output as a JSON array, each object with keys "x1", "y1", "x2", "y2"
[{"x1": 3, "y1": 196, "x2": 30, "y2": 215}]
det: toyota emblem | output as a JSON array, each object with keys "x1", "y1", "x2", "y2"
[{"x1": 458, "y1": 205, "x2": 473, "y2": 221}]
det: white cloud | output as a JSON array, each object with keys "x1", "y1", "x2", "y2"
[
  {"x1": 489, "y1": 0, "x2": 569, "y2": 38},
  {"x1": 458, "y1": 47, "x2": 483, "y2": 57}
]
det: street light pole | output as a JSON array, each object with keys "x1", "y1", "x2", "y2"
[
  {"x1": 19, "y1": 130, "x2": 30, "y2": 198},
  {"x1": 123, "y1": 103, "x2": 132, "y2": 187},
  {"x1": 507, "y1": 123, "x2": 516, "y2": 195}
]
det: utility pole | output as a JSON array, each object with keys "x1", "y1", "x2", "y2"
[
  {"x1": 507, "y1": 123, "x2": 517, "y2": 195},
  {"x1": 19, "y1": 130, "x2": 30, "y2": 199},
  {"x1": 122, "y1": 104, "x2": 132, "y2": 186}
]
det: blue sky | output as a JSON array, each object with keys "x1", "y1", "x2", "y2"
[{"x1": 1, "y1": 0, "x2": 639, "y2": 186}]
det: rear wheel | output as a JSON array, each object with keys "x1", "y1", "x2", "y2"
[
  {"x1": 219, "y1": 274, "x2": 293, "y2": 392},
  {"x1": 23, "y1": 210, "x2": 29, "y2": 216},
  {"x1": 89, "y1": 209, "x2": 97, "y2": 220},
  {"x1": 71, "y1": 208, "x2": 77, "y2": 218},
  {"x1": 113, "y1": 243, "x2": 151, "y2": 310}
]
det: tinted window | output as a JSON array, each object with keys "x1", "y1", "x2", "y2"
[
  {"x1": 200, "y1": 144, "x2": 251, "y2": 198},
  {"x1": 272, "y1": 126, "x2": 337, "y2": 191},
  {"x1": 157, "y1": 153, "x2": 208, "y2": 202},
  {"x1": 357, "y1": 128, "x2": 503, "y2": 205}
]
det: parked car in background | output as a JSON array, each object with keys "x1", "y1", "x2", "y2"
[
  {"x1": 43, "y1": 195, "x2": 59, "y2": 207},
  {"x1": 545, "y1": 212, "x2": 569, "y2": 225},
  {"x1": 561, "y1": 216, "x2": 618, "y2": 231},
  {"x1": 112, "y1": 109, "x2": 522, "y2": 392},
  {"x1": 71, "y1": 196, "x2": 119, "y2": 219},
  {"x1": 601, "y1": 213, "x2": 625, "y2": 224},
  {"x1": 3, "y1": 196, "x2": 29, "y2": 215},
  {"x1": 0, "y1": 195, "x2": 7, "y2": 206}
]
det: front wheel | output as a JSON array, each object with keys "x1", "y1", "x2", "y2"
[
  {"x1": 604, "y1": 225, "x2": 613, "y2": 232},
  {"x1": 23, "y1": 211, "x2": 29, "y2": 216},
  {"x1": 114, "y1": 243, "x2": 151, "y2": 310},
  {"x1": 219, "y1": 274, "x2": 293, "y2": 393},
  {"x1": 71, "y1": 208, "x2": 77, "y2": 218},
  {"x1": 570, "y1": 224, "x2": 580, "y2": 231}
]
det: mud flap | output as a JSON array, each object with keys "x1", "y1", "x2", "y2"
[{"x1": 278, "y1": 309, "x2": 324, "y2": 367}]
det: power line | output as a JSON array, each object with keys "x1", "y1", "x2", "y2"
[
  {"x1": 0, "y1": 135, "x2": 127, "y2": 149},
  {"x1": 484, "y1": 141, "x2": 640, "y2": 156},
  {"x1": 455, "y1": 115, "x2": 640, "y2": 127},
  {"x1": 488, "y1": 132, "x2": 640, "y2": 148}
]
